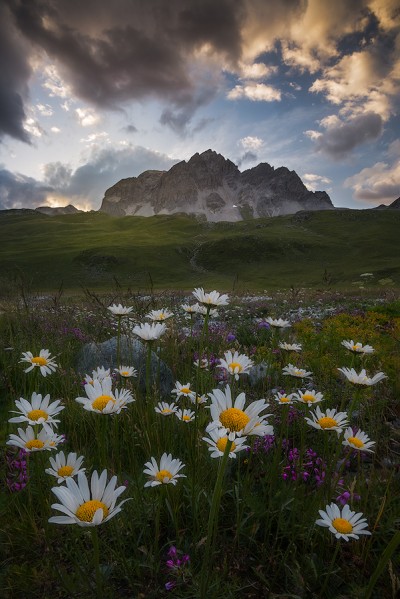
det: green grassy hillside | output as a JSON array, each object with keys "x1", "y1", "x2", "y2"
[{"x1": 1, "y1": 209, "x2": 399, "y2": 291}]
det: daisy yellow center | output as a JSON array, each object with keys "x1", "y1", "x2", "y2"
[
  {"x1": 229, "y1": 362, "x2": 243, "y2": 372},
  {"x1": 121, "y1": 371, "x2": 130, "y2": 376},
  {"x1": 352, "y1": 345, "x2": 360, "y2": 351},
  {"x1": 302, "y1": 393, "x2": 316, "y2": 403},
  {"x1": 332, "y1": 517, "x2": 353, "y2": 534},
  {"x1": 156, "y1": 469, "x2": 173, "y2": 482},
  {"x1": 216, "y1": 437, "x2": 236, "y2": 452},
  {"x1": 27, "y1": 409, "x2": 48, "y2": 421},
  {"x1": 158, "y1": 313, "x2": 165, "y2": 319},
  {"x1": 180, "y1": 387, "x2": 190, "y2": 394},
  {"x1": 220, "y1": 408, "x2": 250, "y2": 431},
  {"x1": 317, "y1": 417, "x2": 338, "y2": 429},
  {"x1": 31, "y1": 356, "x2": 47, "y2": 366},
  {"x1": 92, "y1": 395, "x2": 115, "y2": 411},
  {"x1": 76, "y1": 500, "x2": 109, "y2": 522},
  {"x1": 294, "y1": 370, "x2": 304, "y2": 376},
  {"x1": 25, "y1": 439, "x2": 45, "y2": 450},
  {"x1": 57, "y1": 465, "x2": 74, "y2": 477},
  {"x1": 161, "y1": 408, "x2": 172, "y2": 414},
  {"x1": 280, "y1": 396, "x2": 290, "y2": 403},
  {"x1": 348, "y1": 436, "x2": 364, "y2": 448},
  {"x1": 182, "y1": 415, "x2": 191, "y2": 421}
]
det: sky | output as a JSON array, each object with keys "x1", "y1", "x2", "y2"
[{"x1": 0, "y1": 0, "x2": 399, "y2": 212}]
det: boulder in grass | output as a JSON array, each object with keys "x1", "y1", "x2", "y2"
[{"x1": 76, "y1": 335, "x2": 174, "y2": 396}]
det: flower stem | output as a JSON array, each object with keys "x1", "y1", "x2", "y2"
[
  {"x1": 91, "y1": 526, "x2": 103, "y2": 599},
  {"x1": 146, "y1": 342, "x2": 152, "y2": 402},
  {"x1": 116, "y1": 316, "x2": 122, "y2": 368},
  {"x1": 320, "y1": 541, "x2": 340, "y2": 596},
  {"x1": 200, "y1": 438, "x2": 232, "y2": 598}
]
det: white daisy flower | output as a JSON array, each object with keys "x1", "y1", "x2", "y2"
[
  {"x1": 338, "y1": 367, "x2": 387, "y2": 386},
  {"x1": 9, "y1": 392, "x2": 64, "y2": 431},
  {"x1": 192, "y1": 287, "x2": 229, "y2": 307},
  {"x1": 143, "y1": 453, "x2": 186, "y2": 487},
  {"x1": 202, "y1": 429, "x2": 249, "y2": 459},
  {"x1": 20, "y1": 349, "x2": 58, "y2": 377},
  {"x1": 84, "y1": 366, "x2": 111, "y2": 385},
  {"x1": 115, "y1": 365, "x2": 137, "y2": 378},
  {"x1": 191, "y1": 394, "x2": 208, "y2": 405},
  {"x1": 292, "y1": 389, "x2": 324, "y2": 405},
  {"x1": 107, "y1": 304, "x2": 133, "y2": 316},
  {"x1": 273, "y1": 392, "x2": 296, "y2": 405},
  {"x1": 316, "y1": 503, "x2": 371, "y2": 541},
  {"x1": 48, "y1": 470, "x2": 129, "y2": 526},
  {"x1": 154, "y1": 401, "x2": 178, "y2": 416},
  {"x1": 218, "y1": 350, "x2": 254, "y2": 381},
  {"x1": 171, "y1": 382, "x2": 196, "y2": 401},
  {"x1": 75, "y1": 377, "x2": 134, "y2": 414},
  {"x1": 182, "y1": 303, "x2": 198, "y2": 315},
  {"x1": 146, "y1": 308, "x2": 174, "y2": 322},
  {"x1": 282, "y1": 364, "x2": 312, "y2": 378},
  {"x1": 132, "y1": 322, "x2": 167, "y2": 341},
  {"x1": 342, "y1": 427, "x2": 375, "y2": 453},
  {"x1": 175, "y1": 408, "x2": 195, "y2": 423},
  {"x1": 207, "y1": 385, "x2": 272, "y2": 440},
  {"x1": 265, "y1": 317, "x2": 291, "y2": 328},
  {"x1": 279, "y1": 342, "x2": 302, "y2": 352},
  {"x1": 45, "y1": 451, "x2": 85, "y2": 483},
  {"x1": 341, "y1": 340, "x2": 374, "y2": 354},
  {"x1": 305, "y1": 406, "x2": 349, "y2": 434},
  {"x1": 7, "y1": 426, "x2": 64, "y2": 453}
]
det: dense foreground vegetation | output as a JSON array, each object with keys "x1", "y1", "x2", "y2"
[
  {"x1": 1, "y1": 208, "x2": 400, "y2": 291},
  {"x1": 1, "y1": 287, "x2": 400, "y2": 598}
]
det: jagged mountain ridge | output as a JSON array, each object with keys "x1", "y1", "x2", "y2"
[{"x1": 99, "y1": 149, "x2": 334, "y2": 221}]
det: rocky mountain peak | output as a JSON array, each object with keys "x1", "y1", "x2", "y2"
[{"x1": 99, "y1": 150, "x2": 334, "y2": 221}]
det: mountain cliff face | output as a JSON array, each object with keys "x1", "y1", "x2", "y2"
[{"x1": 99, "y1": 149, "x2": 334, "y2": 221}]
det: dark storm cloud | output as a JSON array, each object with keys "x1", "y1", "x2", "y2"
[
  {"x1": 5, "y1": 0, "x2": 243, "y2": 115},
  {"x1": 0, "y1": 168, "x2": 52, "y2": 210},
  {"x1": 315, "y1": 113, "x2": 383, "y2": 158},
  {"x1": 0, "y1": 4, "x2": 31, "y2": 143}
]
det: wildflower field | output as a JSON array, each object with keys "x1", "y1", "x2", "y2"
[{"x1": 1, "y1": 287, "x2": 400, "y2": 598}]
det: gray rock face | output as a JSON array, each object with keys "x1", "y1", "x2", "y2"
[
  {"x1": 76, "y1": 335, "x2": 174, "y2": 396},
  {"x1": 99, "y1": 149, "x2": 334, "y2": 221}
]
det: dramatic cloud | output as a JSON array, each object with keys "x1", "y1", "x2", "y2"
[
  {"x1": 42, "y1": 146, "x2": 179, "y2": 208},
  {"x1": 0, "y1": 168, "x2": 52, "y2": 210},
  {"x1": 227, "y1": 83, "x2": 282, "y2": 101},
  {"x1": 1, "y1": 146, "x2": 179, "y2": 211},
  {"x1": 344, "y1": 159, "x2": 400, "y2": 203},
  {"x1": 0, "y1": 3, "x2": 32, "y2": 143},
  {"x1": 305, "y1": 112, "x2": 383, "y2": 157},
  {"x1": 240, "y1": 136, "x2": 264, "y2": 150},
  {"x1": 303, "y1": 172, "x2": 332, "y2": 191}
]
